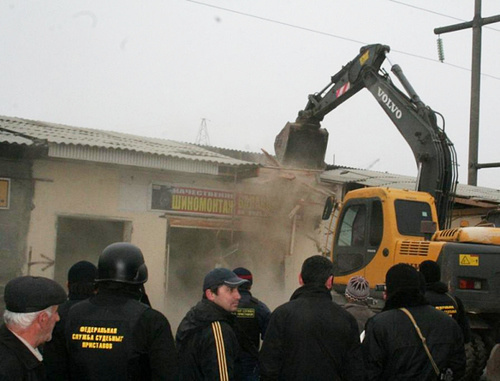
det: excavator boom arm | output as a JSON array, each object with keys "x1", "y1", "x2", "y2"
[
  {"x1": 274, "y1": 43, "x2": 457, "y2": 228},
  {"x1": 363, "y1": 65, "x2": 457, "y2": 228},
  {"x1": 298, "y1": 44, "x2": 389, "y2": 123}
]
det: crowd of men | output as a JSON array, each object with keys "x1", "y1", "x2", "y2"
[{"x1": 0, "y1": 241, "x2": 496, "y2": 380}]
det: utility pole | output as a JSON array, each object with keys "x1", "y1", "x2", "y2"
[
  {"x1": 195, "y1": 118, "x2": 211, "y2": 146},
  {"x1": 434, "y1": 0, "x2": 500, "y2": 186}
]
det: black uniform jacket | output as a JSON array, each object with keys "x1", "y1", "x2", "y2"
[
  {"x1": 362, "y1": 304, "x2": 466, "y2": 380},
  {"x1": 65, "y1": 289, "x2": 178, "y2": 380},
  {"x1": 0, "y1": 324, "x2": 45, "y2": 381},
  {"x1": 235, "y1": 289, "x2": 271, "y2": 355},
  {"x1": 425, "y1": 281, "x2": 471, "y2": 343},
  {"x1": 43, "y1": 297, "x2": 84, "y2": 380},
  {"x1": 176, "y1": 299, "x2": 241, "y2": 380},
  {"x1": 259, "y1": 284, "x2": 364, "y2": 381}
]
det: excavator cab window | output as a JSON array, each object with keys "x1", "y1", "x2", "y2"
[
  {"x1": 337, "y1": 205, "x2": 366, "y2": 247},
  {"x1": 394, "y1": 200, "x2": 433, "y2": 237},
  {"x1": 333, "y1": 198, "x2": 383, "y2": 276}
]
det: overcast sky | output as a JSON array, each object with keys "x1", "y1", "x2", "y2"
[{"x1": 1, "y1": 0, "x2": 499, "y2": 189}]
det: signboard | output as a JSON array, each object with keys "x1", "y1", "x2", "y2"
[
  {"x1": 0, "y1": 178, "x2": 10, "y2": 209},
  {"x1": 235, "y1": 193, "x2": 270, "y2": 217},
  {"x1": 151, "y1": 184, "x2": 270, "y2": 217}
]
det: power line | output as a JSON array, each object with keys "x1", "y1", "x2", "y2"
[
  {"x1": 389, "y1": 0, "x2": 500, "y2": 32},
  {"x1": 186, "y1": 0, "x2": 366, "y2": 45},
  {"x1": 389, "y1": 0, "x2": 466, "y2": 22},
  {"x1": 186, "y1": 0, "x2": 500, "y2": 81}
]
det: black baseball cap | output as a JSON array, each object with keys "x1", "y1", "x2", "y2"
[
  {"x1": 203, "y1": 268, "x2": 248, "y2": 291},
  {"x1": 4, "y1": 276, "x2": 67, "y2": 313}
]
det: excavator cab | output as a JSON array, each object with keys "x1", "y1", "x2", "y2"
[{"x1": 274, "y1": 121, "x2": 328, "y2": 169}]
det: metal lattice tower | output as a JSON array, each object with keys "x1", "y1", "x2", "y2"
[{"x1": 195, "y1": 118, "x2": 211, "y2": 146}]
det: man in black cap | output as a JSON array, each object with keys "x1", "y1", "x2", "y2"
[
  {"x1": 362, "y1": 263, "x2": 465, "y2": 380},
  {"x1": 259, "y1": 255, "x2": 364, "y2": 380},
  {"x1": 64, "y1": 242, "x2": 178, "y2": 380},
  {"x1": 44, "y1": 260, "x2": 97, "y2": 380},
  {"x1": 176, "y1": 267, "x2": 249, "y2": 380},
  {"x1": 0, "y1": 275, "x2": 67, "y2": 380},
  {"x1": 419, "y1": 260, "x2": 471, "y2": 343},
  {"x1": 232, "y1": 267, "x2": 271, "y2": 381}
]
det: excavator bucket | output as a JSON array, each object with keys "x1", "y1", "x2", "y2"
[{"x1": 274, "y1": 122, "x2": 329, "y2": 169}]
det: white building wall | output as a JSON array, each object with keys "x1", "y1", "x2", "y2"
[
  {"x1": 25, "y1": 159, "x2": 329, "y2": 320},
  {"x1": 25, "y1": 159, "x2": 205, "y2": 314}
]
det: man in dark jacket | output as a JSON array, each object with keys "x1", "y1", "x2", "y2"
[
  {"x1": 362, "y1": 263, "x2": 466, "y2": 380},
  {"x1": 0, "y1": 276, "x2": 67, "y2": 381},
  {"x1": 232, "y1": 267, "x2": 271, "y2": 381},
  {"x1": 64, "y1": 242, "x2": 178, "y2": 380},
  {"x1": 259, "y1": 255, "x2": 364, "y2": 380},
  {"x1": 176, "y1": 267, "x2": 249, "y2": 380},
  {"x1": 44, "y1": 260, "x2": 97, "y2": 380},
  {"x1": 419, "y1": 259, "x2": 471, "y2": 343}
]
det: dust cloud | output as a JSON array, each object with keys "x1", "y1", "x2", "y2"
[{"x1": 165, "y1": 167, "x2": 332, "y2": 332}]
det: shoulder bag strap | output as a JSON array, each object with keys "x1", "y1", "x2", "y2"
[
  {"x1": 399, "y1": 307, "x2": 440, "y2": 376},
  {"x1": 445, "y1": 292, "x2": 458, "y2": 309}
]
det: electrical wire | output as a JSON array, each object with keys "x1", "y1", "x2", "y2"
[
  {"x1": 186, "y1": 0, "x2": 500, "y2": 81},
  {"x1": 186, "y1": 0, "x2": 367, "y2": 44},
  {"x1": 389, "y1": 0, "x2": 500, "y2": 32},
  {"x1": 389, "y1": 0, "x2": 466, "y2": 22}
]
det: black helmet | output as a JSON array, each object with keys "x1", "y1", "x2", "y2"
[{"x1": 96, "y1": 242, "x2": 148, "y2": 284}]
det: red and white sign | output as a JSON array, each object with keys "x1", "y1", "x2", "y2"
[{"x1": 335, "y1": 82, "x2": 350, "y2": 98}]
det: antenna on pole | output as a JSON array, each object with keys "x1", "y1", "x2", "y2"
[{"x1": 195, "y1": 118, "x2": 211, "y2": 146}]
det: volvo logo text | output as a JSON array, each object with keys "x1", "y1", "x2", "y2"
[{"x1": 377, "y1": 87, "x2": 402, "y2": 119}]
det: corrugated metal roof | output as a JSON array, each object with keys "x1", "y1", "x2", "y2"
[
  {"x1": 320, "y1": 167, "x2": 500, "y2": 204},
  {"x1": 0, "y1": 116, "x2": 258, "y2": 173},
  {"x1": 199, "y1": 145, "x2": 271, "y2": 166},
  {"x1": 49, "y1": 144, "x2": 220, "y2": 175},
  {"x1": 0, "y1": 129, "x2": 36, "y2": 146}
]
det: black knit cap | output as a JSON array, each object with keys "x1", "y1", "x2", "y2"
[
  {"x1": 385, "y1": 263, "x2": 420, "y2": 295},
  {"x1": 419, "y1": 260, "x2": 441, "y2": 284},
  {"x1": 68, "y1": 261, "x2": 97, "y2": 284},
  {"x1": 233, "y1": 267, "x2": 253, "y2": 286},
  {"x1": 4, "y1": 276, "x2": 67, "y2": 313}
]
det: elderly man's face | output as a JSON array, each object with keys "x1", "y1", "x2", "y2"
[{"x1": 39, "y1": 305, "x2": 60, "y2": 344}]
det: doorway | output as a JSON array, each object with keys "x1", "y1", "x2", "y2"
[{"x1": 54, "y1": 217, "x2": 129, "y2": 286}]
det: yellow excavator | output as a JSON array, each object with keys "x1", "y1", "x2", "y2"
[{"x1": 275, "y1": 44, "x2": 500, "y2": 378}]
